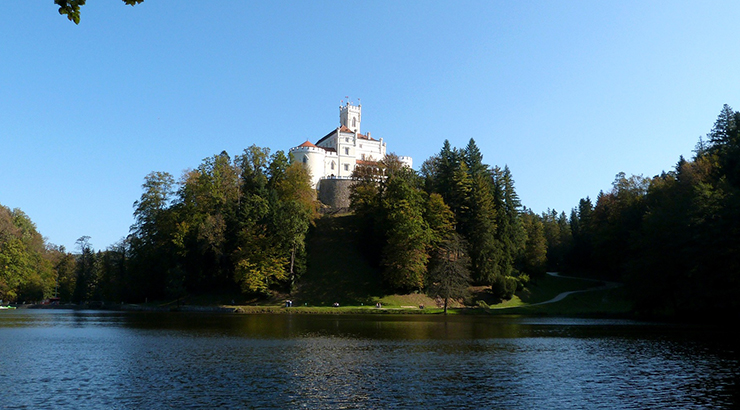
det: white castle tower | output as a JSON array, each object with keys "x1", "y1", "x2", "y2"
[
  {"x1": 290, "y1": 101, "x2": 413, "y2": 194},
  {"x1": 339, "y1": 102, "x2": 361, "y2": 133}
]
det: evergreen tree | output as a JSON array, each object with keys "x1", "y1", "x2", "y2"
[
  {"x1": 463, "y1": 138, "x2": 488, "y2": 177},
  {"x1": 464, "y1": 173, "x2": 499, "y2": 284},
  {"x1": 427, "y1": 233, "x2": 471, "y2": 314},
  {"x1": 519, "y1": 210, "x2": 547, "y2": 276},
  {"x1": 491, "y1": 166, "x2": 526, "y2": 279}
]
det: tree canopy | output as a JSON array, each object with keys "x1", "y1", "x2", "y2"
[{"x1": 351, "y1": 139, "x2": 537, "y2": 300}]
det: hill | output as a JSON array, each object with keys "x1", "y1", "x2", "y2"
[{"x1": 293, "y1": 214, "x2": 385, "y2": 306}]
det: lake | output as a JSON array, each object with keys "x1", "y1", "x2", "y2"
[{"x1": 0, "y1": 310, "x2": 737, "y2": 409}]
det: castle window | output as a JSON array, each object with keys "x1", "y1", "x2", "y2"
[
  {"x1": 302, "y1": 156, "x2": 308, "y2": 163},
  {"x1": 331, "y1": 161, "x2": 335, "y2": 170},
  {"x1": 344, "y1": 164, "x2": 349, "y2": 171},
  {"x1": 361, "y1": 154, "x2": 365, "y2": 160},
  {"x1": 352, "y1": 117, "x2": 356, "y2": 128},
  {"x1": 344, "y1": 147, "x2": 349, "y2": 155}
]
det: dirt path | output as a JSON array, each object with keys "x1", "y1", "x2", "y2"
[{"x1": 526, "y1": 272, "x2": 623, "y2": 306}]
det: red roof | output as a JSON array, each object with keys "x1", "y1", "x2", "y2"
[
  {"x1": 356, "y1": 159, "x2": 380, "y2": 166},
  {"x1": 298, "y1": 140, "x2": 317, "y2": 148},
  {"x1": 338, "y1": 125, "x2": 376, "y2": 141}
]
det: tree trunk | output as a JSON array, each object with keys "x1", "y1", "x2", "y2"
[{"x1": 444, "y1": 297, "x2": 448, "y2": 314}]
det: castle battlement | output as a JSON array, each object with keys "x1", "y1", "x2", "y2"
[{"x1": 290, "y1": 145, "x2": 324, "y2": 154}]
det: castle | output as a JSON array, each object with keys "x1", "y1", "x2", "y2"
[{"x1": 290, "y1": 102, "x2": 412, "y2": 207}]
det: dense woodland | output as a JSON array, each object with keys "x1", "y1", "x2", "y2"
[
  {"x1": 350, "y1": 139, "x2": 538, "y2": 302},
  {"x1": 2, "y1": 105, "x2": 740, "y2": 319},
  {"x1": 2, "y1": 146, "x2": 316, "y2": 304}
]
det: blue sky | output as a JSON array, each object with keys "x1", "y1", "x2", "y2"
[{"x1": 2, "y1": 1, "x2": 740, "y2": 251}]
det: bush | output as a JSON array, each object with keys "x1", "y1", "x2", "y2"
[
  {"x1": 491, "y1": 275, "x2": 519, "y2": 300},
  {"x1": 516, "y1": 273, "x2": 530, "y2": 291},
  {"x1": 505, "y1": 276, "x2": 518, "y2": 299}
]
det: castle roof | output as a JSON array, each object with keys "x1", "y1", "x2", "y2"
[
  {"x1": 356, "y1": 159, "x2": 381, "y2": 166},
  {"x1": 315, "y1": 129, "x2": 335, "y2": 146},
  {"x1": 315, "y1": 126, "x2": 376, "y2": 146},
  {"x1": 298, "y1": 140, "x2": 317, "y2": 148}
]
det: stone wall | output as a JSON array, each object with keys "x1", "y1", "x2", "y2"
[{"x1": 317, "y1": 178, "x2": 353, "y2": 209}]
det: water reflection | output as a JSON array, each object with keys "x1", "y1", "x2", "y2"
[{"x1": 0, "y1": 310, "x2": 737, "y2": 409}]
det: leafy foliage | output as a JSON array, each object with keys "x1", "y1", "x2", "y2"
[
  {"x1": 124, "y1": 146, "x2": 317, "y2": 300},
  {"x1": 55, "y1": 0, "x2": 143, "y2": 24},
  {"x1": 0, "y1": 206, "x2": 56, "y2": 302},
  {"x1": 350, "y1": 155, "x2": 435, "y2": 291}
]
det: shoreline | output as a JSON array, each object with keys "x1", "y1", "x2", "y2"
[{"x1": 15, "y1": 302, "x2": 634, "y2": 319}]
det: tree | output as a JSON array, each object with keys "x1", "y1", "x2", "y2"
[
  {"x1": 127, "y1": 171, "x2": 176, "y2": 301},
  {"x1": 131, "y1": 172, "x2": 175, "y2": 243},
  {"x1": 72, "y1": 236, "x2": 95, "y2": 302},
  {"x1": 0, "y1": 205, "x2": 56, "y2": 302},
  {"x1": 464, "y1": 173, "x2": 499, "y2": 284},
  {"x1": 519, "y1": 210, "x2": 547, "y2": 276},
  {"x1": 705, "y1": 104, "x2": 740, "y2": 186},
  {"x1": 424, "y1": 192, "x2": 455, "y2": 249},
  {"x1": 427, "y1": 234, "x2": 471, "y2": 314},
  {"x1": 463, "y1": 138, "x2": 488, "y2": 178},
  {"x1": 380, "y1": 159, "x2": 432, "y2": 291},
  {"x1": 566, "y1": 197, "x2": 594, "y2": 273},
  {"x1": 55, "y1": 0, "x2": 144, "y2": 24},
  {"x1": 491, "y1": 165, "x2": 526, "y2": 282},
  {"x1": 350, "y1": 154, "x2": 438, "y2": 292},
  {"x1": 541, "y1": 209, "x2": 572, "y2": 272},
  {"x1": 50, "y1": 245, "x2": 77, "y2": 302}
]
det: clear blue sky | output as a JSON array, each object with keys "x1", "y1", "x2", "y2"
[{"x1": 2, "y1": 1, "x2": 740, "y2": 252}]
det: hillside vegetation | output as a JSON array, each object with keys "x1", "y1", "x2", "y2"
[{"x1": 2, "y1": 105, "x2": 739, "y2": 321}]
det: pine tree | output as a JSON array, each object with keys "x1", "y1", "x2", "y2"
[
  {"x1": 427, "y1": 233, "x2": 471, "y2": 314},
  {"x1": 463, "y1": 138, "x2": 488, "y2": 177}
]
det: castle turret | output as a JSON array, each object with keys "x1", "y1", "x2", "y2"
[
  {"x1": 339, "y1": 102, "x2": 361, "y2": 133},
  {"x1": 289, "y1": 140, "x2": 326, "y2": 189}
]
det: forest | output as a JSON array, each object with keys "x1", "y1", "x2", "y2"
[{"x1": 2, "y1": 105, "x2": 739, "y2": 319}]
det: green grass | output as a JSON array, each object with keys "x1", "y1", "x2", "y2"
[
  {"x1": 488, "y1": 285, "x2": 632, "y2": 316},
  {"x1": 519, "y1": 274, "x2": 603, "y2": 304},
  {"x1": 230, "y1": 305, "x2": 445, "y2": 314}
]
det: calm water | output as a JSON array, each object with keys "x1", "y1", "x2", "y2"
[{"x1": 0, "y1": 310, "x2": 738, "y2": 409}]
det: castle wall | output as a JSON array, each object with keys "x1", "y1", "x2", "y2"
[{"x1": 317, "y1": 178, "x2": 353, "y2": 209}]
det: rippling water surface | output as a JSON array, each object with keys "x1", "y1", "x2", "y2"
[{"x1": 0, "y1": 310, "x2": 737, "y2": 409}]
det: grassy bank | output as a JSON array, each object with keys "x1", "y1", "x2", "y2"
[{"x1": 222, "y1": 271, "x2": 631, "y2": 317}]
